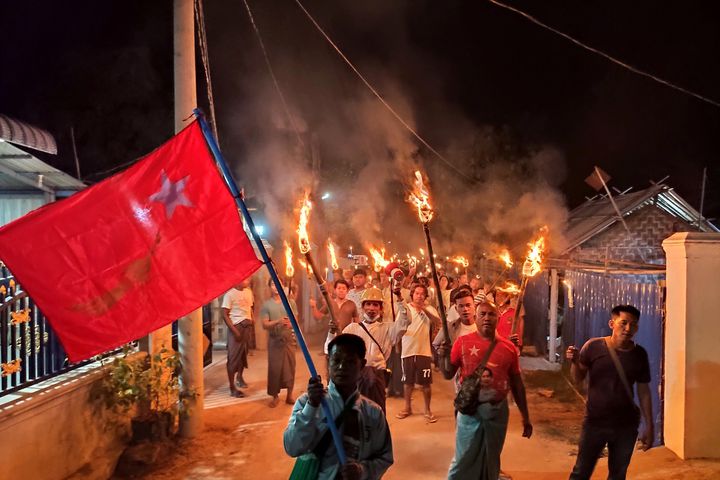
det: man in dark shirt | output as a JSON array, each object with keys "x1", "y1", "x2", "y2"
[{"x1": 566, "y1": 305, "x2": 653, "y2": 480}]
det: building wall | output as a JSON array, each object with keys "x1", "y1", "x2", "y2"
[
  {"x1": 0, "y1": 368, "x2": 130, "y2": 480},
  {"x1": 571, "y1": 204, "x2": 695, "y2": 264},
  {"x1": 663, "y1": 232, "x2": 720, "y2": 459},
  {"x1": 0, "y1": 194, "x2": 45, "y2": 227}
]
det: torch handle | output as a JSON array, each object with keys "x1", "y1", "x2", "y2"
[
  {"x1": 390, "y1": 279, "x2": 397, "y2": 322},
  {"x1": 488, "y1": 266, "x2": 509, "y2": 292},
  {"x1": 195, "y1": 110, "x2": 347, "y2": 465},
  {"x1": 304, "y1": 252, "x2": 340, "y2": 333},
  {"x1": 511, "y1": 276, "x2": 529, "y2": 335},
  {"x1": 423, "y1": 224, "x2": 451, "y2": 347}
]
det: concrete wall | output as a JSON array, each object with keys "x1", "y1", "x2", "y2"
[
  {"x1": 663, "y1": 232, "x2": 720, "y2": 459},
  {"x1": 0, "y1": 367, "x2": 131, "y2": 480}
]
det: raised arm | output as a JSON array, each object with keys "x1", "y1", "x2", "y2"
[{"x1": 566, "y1": 345, "x2": 589, "y2": 384}]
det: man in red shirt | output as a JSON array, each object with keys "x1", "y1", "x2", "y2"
[
  {"x1": 495, "y1": 290, "x2": 523, "y2": 350},
  {"x1": 438, "y1": 301, "x2": 533, "y2": 479}
]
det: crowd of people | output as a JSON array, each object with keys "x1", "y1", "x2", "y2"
[{"x1": 221, "y1": 265, "x2": 654, "y2": 480}]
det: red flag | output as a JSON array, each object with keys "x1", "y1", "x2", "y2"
[{"x1": 0, "y1": 121, "x2": 262, "y2": 361}]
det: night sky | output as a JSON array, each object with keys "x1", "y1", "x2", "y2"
[{"x1": 2, "y1": 1, "x2": 719, "y2": 224}]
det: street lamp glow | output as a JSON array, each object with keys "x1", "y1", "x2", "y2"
[
  {"x1": 321, "y1": 192, "x2": 331, "y2": 200},
  {"x1": 255, "y1": 225, "x2": 265, "y2": 236}
]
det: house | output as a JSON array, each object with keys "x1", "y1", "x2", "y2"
[
  {"x1": 523, "y1": 181, "x2": 717, "y2": 447},
  {"x1": 0, "y1": 114, "x2": 85, "y2": 226},
  {"x1": 561, "y1": 182, "x2": 717, "y2": 267}
]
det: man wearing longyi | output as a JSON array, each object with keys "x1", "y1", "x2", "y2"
[{"x1": 438, "y1": 301, "x2": 533, "y2": 479}]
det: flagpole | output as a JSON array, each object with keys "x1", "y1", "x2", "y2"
[{"x1": 193, "y1": 109, "x2": 347, "y2": 465}]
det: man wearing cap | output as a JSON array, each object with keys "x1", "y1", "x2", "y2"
[{"x1": 343, "y1": 287, "x2": 393, "y2": 412}]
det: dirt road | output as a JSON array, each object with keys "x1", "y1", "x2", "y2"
[{"x1": 135, "y1": 347, "x2": 720, "y2": 479}]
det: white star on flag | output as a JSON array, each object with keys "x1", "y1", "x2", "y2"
[
  {"x1": 469, "y1": 345, "x2": 480, "y2": 356},
  {"x1": 149, "y1": 171, "x2": 193, "y2": 218}
]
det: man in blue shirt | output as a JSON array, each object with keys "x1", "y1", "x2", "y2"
[{"x1": 284, "y1": 334, "x2": 393, "y2": 479}]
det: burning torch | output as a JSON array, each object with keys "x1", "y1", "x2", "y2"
[
  {"x1": 451, "y1": 255, "x2": 469, "y2": 277},
  {"x1": 327, "y1": 239, "x2": 339, "y2": 278},
  {"x1": 408, "y1": 170, "x2": 451, "y2": 362},
  {"x1": 488, "y1": 249, "x2": 514, "y2": 292},
  {"x1": 284, "y1": 241, "x2": 295, "y2": 295},
  {"x1": 193, "y1": 110, "x2": 347, "y2": 464},
  {"x1": 511, "y1": 234, "x2": 546, "y2": 335},
  {"x1": 297, "y1": 193, "x2": 340, "y2": 333}
]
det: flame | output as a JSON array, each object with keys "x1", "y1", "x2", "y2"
[
  {"x1": 297, "y1": 258, "x2": 313, "y2": 276},
  {"x1": 408, "y1": 170, "x2": 434, "y2": 223},
  {"x1": 521, "y1": 234, "x2": 546, "y2": 277},
  {"x1": 498, "y1": 249, "x2": 513, "y2": 269},
  {"x1": 419, "y1": 247, "x2": 425, "y2": 257},
  {"x1": 327, "y1": 239, "x2": 339, "y2": 270},
  {"x1": 368, "y1": 245, "x2": 390, "y2": 271},
  {"x1": 284, "y1": 241, "x2": 295, "y2": 278},
  {"x1": 451, "y1": 256, "x2": 469, "y2": 268},
  {"x1": 297, "y1": 193, "x2": 312, "y2": 254},
  {"x1": 496, "y1": 281, "x2": 521, "y2": 294}
]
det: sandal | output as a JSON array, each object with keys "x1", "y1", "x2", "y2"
[
  {"x1": 269, "y1": 397, "x2": 280, "y2": 408},
  {"x1": 230, "y1": 388, "x2": 246, "y2": 398},
  {"x1": 395, "y1": 410, "x2": 412, "y2": 419},
  {"x1": 424, "y1": 413, "x2": 438, "y2": 423}
]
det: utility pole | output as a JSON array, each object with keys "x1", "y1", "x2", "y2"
[
  {"x1": 175, "y1": 0, "x2": 204, "y2": 437},
  {"x1": 700, "y1": 167, "x2": 707, "y2": 221},
  {"x1": 548, "y1": 269, "x2": 559, "y2": 363}
]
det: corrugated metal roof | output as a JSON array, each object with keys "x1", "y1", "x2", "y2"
[
  {"x1": 0, "y1": 142, "x2": 85, "y2": 191},
  {"x1": 563, "y1": 184, "x2": 718, "y2": 253},
  {"x1": 0, "y1": 114, "x2": 57, "y2": 154}
]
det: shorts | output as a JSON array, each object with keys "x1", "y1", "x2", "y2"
[{"x1": 401, "y1": 355, "x2": 433, "y2": 386}]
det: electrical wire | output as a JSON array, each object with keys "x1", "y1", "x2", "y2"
[
  {"x1": 195, "y1": 0, "x2": 220, "y2": 141},
  {"x1": 242, "y1": 0, "x2": 307, "y2": 151},
  {"x1": 292, "y1": 0, "x2": 474, "y2": 181},
  {"x1": 488, "y1": 0, "x2": 720, "y2": 109}
]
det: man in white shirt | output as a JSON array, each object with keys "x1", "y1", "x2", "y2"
[
  {"x1": 392, "y1": 283, "x2": 440, "y2": 423},
  {"x1": 222, "y1": 278, "x2": 254, "y2": 397},
  {"x1": 346, "y1": 268, "x2": 368, "y2": 312},
  {"x1": 343, "y1": 287, "x2": 393, "y2": 412}
]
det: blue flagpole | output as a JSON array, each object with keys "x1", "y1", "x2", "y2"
[{"x1": 193, "y1": 109, "x2": 347, "y2": 465}]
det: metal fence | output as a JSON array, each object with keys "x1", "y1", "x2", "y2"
[
  {"x1": 1, "y1": 266, "x2": 215, "y2": 398},
  {"x1": 1, "y1": 269, "x2": 73, "y2": 397}
]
